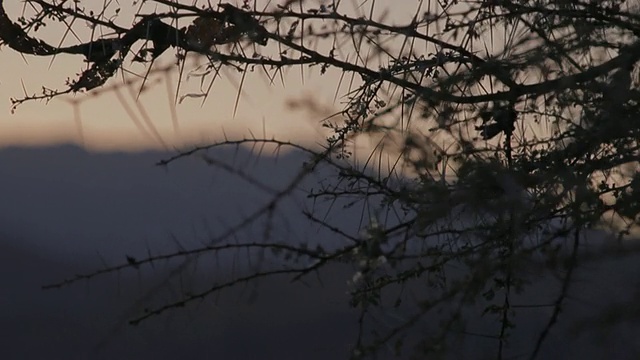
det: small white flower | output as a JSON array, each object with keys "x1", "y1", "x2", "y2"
[{"x1": 351, "y1": 271, "x2": 363, "y2": 284}]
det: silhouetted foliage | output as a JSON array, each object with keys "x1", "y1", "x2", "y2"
[{"x1": 5, "y1": 0, "x2": 640, "y2": 358}]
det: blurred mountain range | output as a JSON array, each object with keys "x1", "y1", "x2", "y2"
[{"x1": 0, "y1": 145, "x2": 638, "y2": 359}]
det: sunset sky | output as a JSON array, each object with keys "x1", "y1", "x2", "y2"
[{"x1": 0, "y1": 1, "x2": 430, "y2": 153}]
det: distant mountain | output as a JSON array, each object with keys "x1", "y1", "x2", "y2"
[
  {"x1": 0, "y1": 144, "x2": 350, "y2": 262},
  {"x1": 1, "y1": 144, "x2": 638, "y2": 359},
  {"x1": 0, "y1": 144, "x2": 359, "y2": 359}
]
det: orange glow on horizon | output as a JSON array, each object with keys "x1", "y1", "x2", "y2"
[{"x1": 0, "y1": 1, "x2": 436, "y2": 162}]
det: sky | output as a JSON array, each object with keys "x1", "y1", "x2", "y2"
[
  {"x1": 0, "y1": 0, "x2": 428, "y2": 153},
  {"x1": 1, "y1": 1, "x2": 639, "y2": 359}
]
